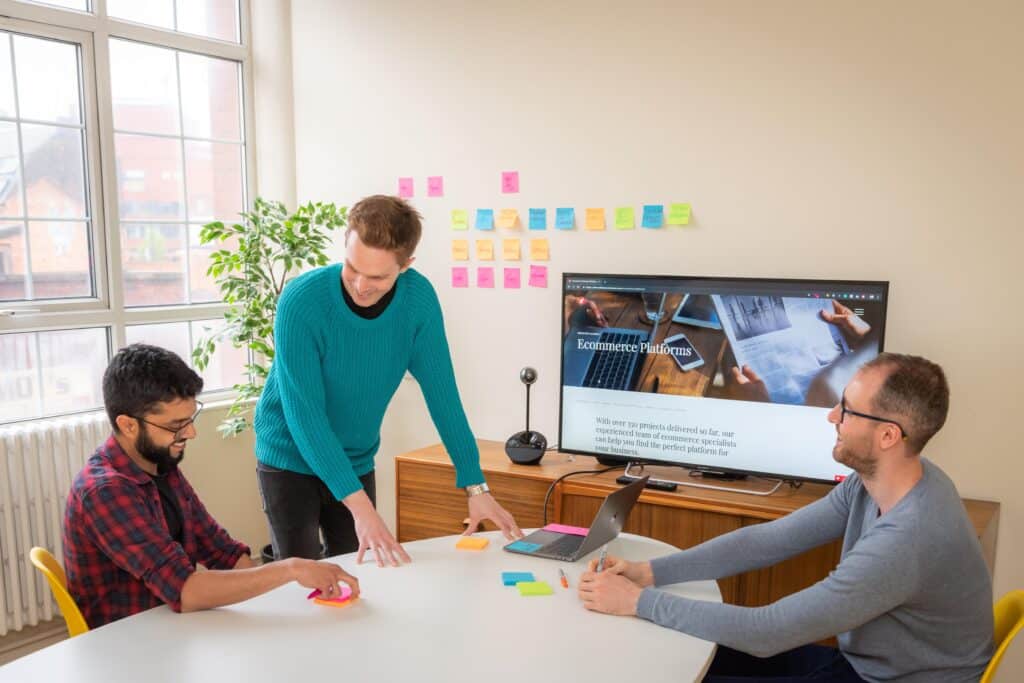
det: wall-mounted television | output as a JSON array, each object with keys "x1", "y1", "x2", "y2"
[{"x1": 559, "y1": 273, "x2": 889, "y2": 485}]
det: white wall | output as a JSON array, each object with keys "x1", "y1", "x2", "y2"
[{"x1": 246, "y1": 0, "x2": 1022, "y2": 675}]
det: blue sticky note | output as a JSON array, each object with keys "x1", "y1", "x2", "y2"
[
  {"x1": 475, "y1": 208, "x2": 495, "y2": 230},
  {"x1": 528, "y1": 208, "x2": 547, "y2": 230},
  {"x1": 501, "y1": 571, "x2": 536, "y2": 586},
  {"x1": 507, "y1": 541, "x2": 543, "y2": 553},
  {"x1": 642, "y1": 204, "x2": 664, "y2": 228},
  {"x1": 555, "y1": 207, "x2": 575, "y2": 230}
]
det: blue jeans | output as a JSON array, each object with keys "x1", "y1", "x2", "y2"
[{"x1": 703, "y1": 645, "x2": 866, "y2": 682}]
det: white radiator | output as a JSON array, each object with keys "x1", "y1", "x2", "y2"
[{"x1": 0, "y1": 413, "x2": 110, "y2": 635}]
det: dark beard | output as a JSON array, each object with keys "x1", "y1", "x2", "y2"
[
  {"x1": 834, "y1": 443, "x2": 877, "y2": 479},
  {"x1": 136, "y1": 428, "x2": 184, "y2": 475}
]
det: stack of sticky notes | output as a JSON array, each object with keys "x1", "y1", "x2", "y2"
[
  {"x1": 456, "y1": 536, "x2": 490, "y2": 551},
  {"x1": 516, "y1": 581, "x2": 554, "y2": 596},
  {"x1": 506, "y1": 540, "x2": 542, "y2": 553},
  {"x1": 501, "y1": 571, "x2": 535, "y2": 586}
]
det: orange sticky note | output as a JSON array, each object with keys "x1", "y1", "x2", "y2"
[
  {"x1": 497, "y1": 208, "x2": 520, "y2": 229},
  {"x1": 456, "y1": 536, "x2": 490, "y2": 551},
  {"x1": 502, "y1": 239, "x2": 521, "y2": 261},
  {"x1": 529, "y1": 238, "x2": 549, "y2": 261},
  {"x1": 585, "y1": 208, "x2": 605, "y2": 231},
  {"x1": 451, "y1": 239, "x2": 469, "y2": 261},
  {"x1": 476, "y1": 239, "x2": 494, "y2": 261}
]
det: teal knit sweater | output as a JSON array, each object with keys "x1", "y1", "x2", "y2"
[{"x1": 254, "y1": 264, "x2": 484, "y2": 500}]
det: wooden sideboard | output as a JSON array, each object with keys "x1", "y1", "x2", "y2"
[{"x1": 396, "y1": 440, "x2": 1000, "y2": 607}]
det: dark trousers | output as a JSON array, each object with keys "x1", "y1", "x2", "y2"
[
  {"x1": 703, "y1": 645, "x2": 866, "y2": 683},
  {"x1": 256, "y1": 462, "x2": 376, "y2": 560}
]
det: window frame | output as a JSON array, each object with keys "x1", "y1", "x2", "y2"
[{"x1": 0, "y1": 0, "x2": 256, "y2": 422}]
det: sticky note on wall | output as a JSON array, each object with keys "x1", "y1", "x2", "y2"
[
  {"x1": 477, "y1": 267, "x2": 495, "y2": 288},
  {"x1": 615, "y1": 207, "x2": 635, "y2": 230},
  {"x1": 529, "y1": 239, "x2": 549, "y2": 261},
  {"x1": 497, "y1": 208, "x2": 519, "y2": 229},
  {"x1": 501, "y1": 170, "x2": 519, "y2": 193},
  {"x1": 451, "y1": 240, "x2": 469, "y2": 261},
  {"x1": 528, "y1": 208, "x2": 547, "y2": 230},
  {"x1": 585, "y1": 208, "x2": 605, "y2": 231},
  {"x1": 502, "y1": 239, "x2": 521, "y2": 261},
  {"x1": 504, "y1": 267, "x2": 521, "y2": 289},
  {"x1": 667, "y1": 203, "x2": 691, "y2": 226},
  {"x1": 451, "y1": 267, "x2": 468, "y2": 288},
  {"x1": 476, "y1": 209, "x2": 495, "y2": 230},
  {"x1": 451, "y1": 209, "x2": 469, "y2": 230},
  {"x1": 528, "y1": 265, "x2": 548, "y2": 288},
  {"x1": 555, "y1": 207, "x2": 575, "y2": 230},
  {"x1": 427, "y1": 176, "x2": 444, "y2": 197},
  {"x1": 398, "y1": 177, "x2": 414, "y2": 198},
  {"x1": 641, "y1": 205, "x2": 663, "y2": 228},
  {"x1": 476, "y1": 239, "x2": 494, "y2": 261}
]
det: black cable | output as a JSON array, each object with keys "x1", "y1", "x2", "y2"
[{"x1": 541, "y1": 465, "x2": 625, "y2": 526}]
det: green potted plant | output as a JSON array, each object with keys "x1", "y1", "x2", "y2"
[{"x1": 192, "y1": 197, "x2": 347, "y2": 436}]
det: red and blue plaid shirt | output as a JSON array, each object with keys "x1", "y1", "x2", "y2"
[{"x1": 63, "y1": 435, "x2": 250, "y2": 628}]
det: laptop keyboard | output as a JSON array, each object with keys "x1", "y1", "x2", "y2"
[
  {"x1": 582, "y1": 330, "x2": 646, "y2": 390},
  {"x1": 541, "y1": 534, "x2": 586, "y2": 559}
]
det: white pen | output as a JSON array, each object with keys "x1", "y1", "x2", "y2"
[{"x1": 596, "y1": 545, "x2": 608, "y2": 572}]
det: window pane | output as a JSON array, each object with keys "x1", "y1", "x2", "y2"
[
  {"x1": 177, "y1": 0, "x2": 240, "y2": 43},
  {"x1": 191, "y1": 318, "x2": 245, "y2": 390},
  {"x1": 179, "y1": 52, "x2": 241, "y2": 141},
  {"x1": 18, "y1": 1, "x2": 90, "y2": 10},
  {"x1": 38, "y1": 327, "x2": 107, "y2": 416},
  {"x1": 0, "y1": 331, "x2": 38, "y2": 421},
  {"x1": 0, "y1": 34, "x2": 16, "y2": 119},
  {"x1": 0, "y1": 122, "x2": 23, "y2": 217},
  {"x1": 13, "y1": 34, "x2": 81, "y2": 125},
  {"x1": 28, "y1": 220, "x2": 91, "y2": 298},
  {"x1": 110, "y1": 40, "x2": 180, "y2": 136},
  {"x1": 188, "y1": 223, "x2": 232, "y2": 303},
  {"x1": 107, "y1": 0, "x2": 174, "y2": 31},
  {"x1": 0, "y1": 222, "x2": 26, "y2": 301},
  {"x1": 184, "y1": 141, "x2": 242, "y2": 222},
  {"x1": 121, "y1": 222, "x2": 185, "y2": 306},
  {"x1": 125, "y1": 321, "x2": 189, "y2": 364},
  {"x1": 115, "y1": 133, "x2": 184, "y2": 220},
  {"x1": 22, "y1": 123, "x2": 87, "y2": 218}
]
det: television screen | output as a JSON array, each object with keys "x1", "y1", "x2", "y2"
[{"x1": 559, "y1": 273, "x2": 889, "y2": 484}]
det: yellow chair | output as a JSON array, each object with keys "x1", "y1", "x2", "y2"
[
  {"x1": 981, "y1": 589, "x2": 1024, "y2": 683},
  {"x1": 29, "y1": 547, "x2": 89, "y2": 638}
]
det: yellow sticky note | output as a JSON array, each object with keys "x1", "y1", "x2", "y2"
[
  {"x1": 451, "y1": 239, "x2": 469, "y2": 261},
  {"x1": 476, "y1": 239, "x2": 494, "y2": 261},
  {"x1": 585, "y1": 208, "x2": 605, "y2": 231},
  {"x1": 456, "y1": 536, "x2": 490, "y2": 551},
  {"x1": 497, "y1": 208, "x2": 520, "y2": 229},
  {"x1": 667, "y1": 203, "x2": 691, "y2": 226},
  {"x1": 451, "y1": 209, "x2": 469, "y2": 231},
  {"x1": 502, "y1": 239, "x2": 521, "y2": 261},
  {"x1": 615, "y1": 206, "x2": 635, "y2": 230},
  {"x1": 529, "y1": 238, "x2": 549, "y2": 261}
]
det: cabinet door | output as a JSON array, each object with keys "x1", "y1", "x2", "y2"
[{"x1": 736, "y1": 517, "x2": 842, "y2": 607}]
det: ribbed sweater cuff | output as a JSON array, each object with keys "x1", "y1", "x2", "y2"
[{"x1": 636, "y1": 587, "x2": 663, "y2": 622}]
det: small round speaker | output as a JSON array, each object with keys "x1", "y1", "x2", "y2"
[{"x1": 505, "y1": 430, "x2": 546, "y2": 465}]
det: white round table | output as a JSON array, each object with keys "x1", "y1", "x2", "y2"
[{"x1": 0, "y1": 532, "x2": 720, "y2": 682}]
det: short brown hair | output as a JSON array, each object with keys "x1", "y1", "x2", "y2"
[
  {"x1": 346, "y1": 195, "x2": 422, "y2": 264},
  {"x1": 863, "y1": 352, "x2": 949, "y2": 454}
]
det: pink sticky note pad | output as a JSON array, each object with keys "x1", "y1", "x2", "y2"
[
  {"x1": 528, "y1": 265, "x2": 548, "y2": 288},
  {"x1": 427, "y1": 175, "x2": 444, "y2": 197},
  {"x1": 503, "y1": 267, "x2": 521, "y2": 289},
  {"x1": 543, "y1": 523, "x2": 589, "y2": 536},
  {"x1": 452, "y1": 267, "x2": 468, "y2": 288},
  {"x1": 307, "y1": 586, "x2": 353, "y2": 605},
  {"x1": 477, "y1": 266, "x2": 495, "y2": 288},
  {"x1": 398, "y1": 177, "x2": 414, "y2": 198},
  {"x1": 501, "y1": 171, "x2": 519, "y2": 193}
]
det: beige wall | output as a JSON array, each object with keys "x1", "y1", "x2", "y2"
[{"x1": 218, "y1": 0, "x2": 1021, "y2": 676}]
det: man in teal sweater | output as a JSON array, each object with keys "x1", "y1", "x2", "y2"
[{"x1": 255, "y1": 195, "x2": 522, "y2": 567}]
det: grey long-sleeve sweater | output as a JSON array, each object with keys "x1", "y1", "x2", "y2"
[{"x1": 635, "y1": 459, "x2": 993, "y2": 682}]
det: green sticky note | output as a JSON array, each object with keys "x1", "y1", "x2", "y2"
[
  {"x1": 615, "y1": 206, "x2": 635, "y2": 230},
  {"x1": 667, "y1": 203, "x2": 691, "y2": 226},
  {"x1": 516, "y1": 581, "x2": 554, "y2": 596},
  {"x1": 451, "y1": 209, "x2": 469, "y2": 230}
]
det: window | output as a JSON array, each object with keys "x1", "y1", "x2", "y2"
[{"x1": 1, "y1": 2, "x2": 253, "y2": 423}]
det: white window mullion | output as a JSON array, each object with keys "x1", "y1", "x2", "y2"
[{"x1": 7, "y1": 33, "x2": 34, "y2": 300}]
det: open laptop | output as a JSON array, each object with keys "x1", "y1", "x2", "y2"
[
  {"x1": 503, "y1": 475, "x2": 649, "y2": 561},
  {"x1": 563, "y1": 326, "x2": 649, "y2": 390}
]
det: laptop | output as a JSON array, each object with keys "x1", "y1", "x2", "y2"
[
  {"x1": 563, "y1": 326, "x2": 650, "y2": 391},
  {"x1": 503, "y1": 475, "x2": 649, "y2": 561}
]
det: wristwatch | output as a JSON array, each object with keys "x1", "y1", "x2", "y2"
[{"x1": 464, "y1": 482, "x2": 490, "y2": 498}]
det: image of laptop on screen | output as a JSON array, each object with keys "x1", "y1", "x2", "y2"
[
  {"x1": 563, "y1": 296, "x2": 664, "y2": 391},
  {"x1": 503, "y1": 475, "x2": 649, "y2": 561}
]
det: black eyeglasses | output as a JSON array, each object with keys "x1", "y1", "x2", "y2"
[
  {"x1": 839, "y1": 396, "x2": 907, "y2": 441},
  {"x1": 135, "y1": 401, "x2": 203, "y2": 441}
]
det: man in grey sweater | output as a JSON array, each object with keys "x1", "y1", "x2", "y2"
[{"x1": 578, "y1": 353, "x2": 993, "y2": 682}]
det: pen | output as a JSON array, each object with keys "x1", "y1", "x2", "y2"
[
  {"x1": 558, "y1": 568, "x2": 569, "y2": 588},
  {"x1": 596, "y1": 545, "x2": 608, "y2": 573}
]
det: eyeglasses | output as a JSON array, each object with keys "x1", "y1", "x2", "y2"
[
  {"x1": 134, "y1": 401, "x2": 203, "y2": 441},
  {"x1": 839, "y1": 396, "x2": 908, "y2": 441}
]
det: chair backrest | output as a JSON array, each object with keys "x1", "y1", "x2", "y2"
[
  {"x1": 28, "y1": 547, "x2": 89, "y2": 638},
  {"x1": 981, "y1": 589, "x2": 1024, "y2": 683}
]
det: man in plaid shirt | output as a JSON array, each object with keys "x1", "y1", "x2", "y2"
[{"x1": 64, "y1": 344, "x2": 360, "y2": 628}]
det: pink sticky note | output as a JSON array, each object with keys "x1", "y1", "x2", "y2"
[
  {"x1": 528, "y1": 265, "x2": 548, "y2": 288},
  {"x1": 398, "y1": 177, "x2": 414, "y2": 198},
  {"x1": 501, "y1": 171, "x2": 519, "y2": 193},
  {"x1": 307, "y1": 586, "x2": 353, "y2": 603},
  {"x1": 477, "y1": 266, "x2": 495, "y2": 288},
  {"x1": 503, "y1": 267, "x2": 521, "y2": 289},
  {"x1": 543, "y1": 523, "x2": 589, "y2": 537},
  {"x1": 451, "y1": 267, "x2": 468, "y2": 288},
  {"x1": 427, "y1": 175, "x2": 444, "y2": 197}
]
